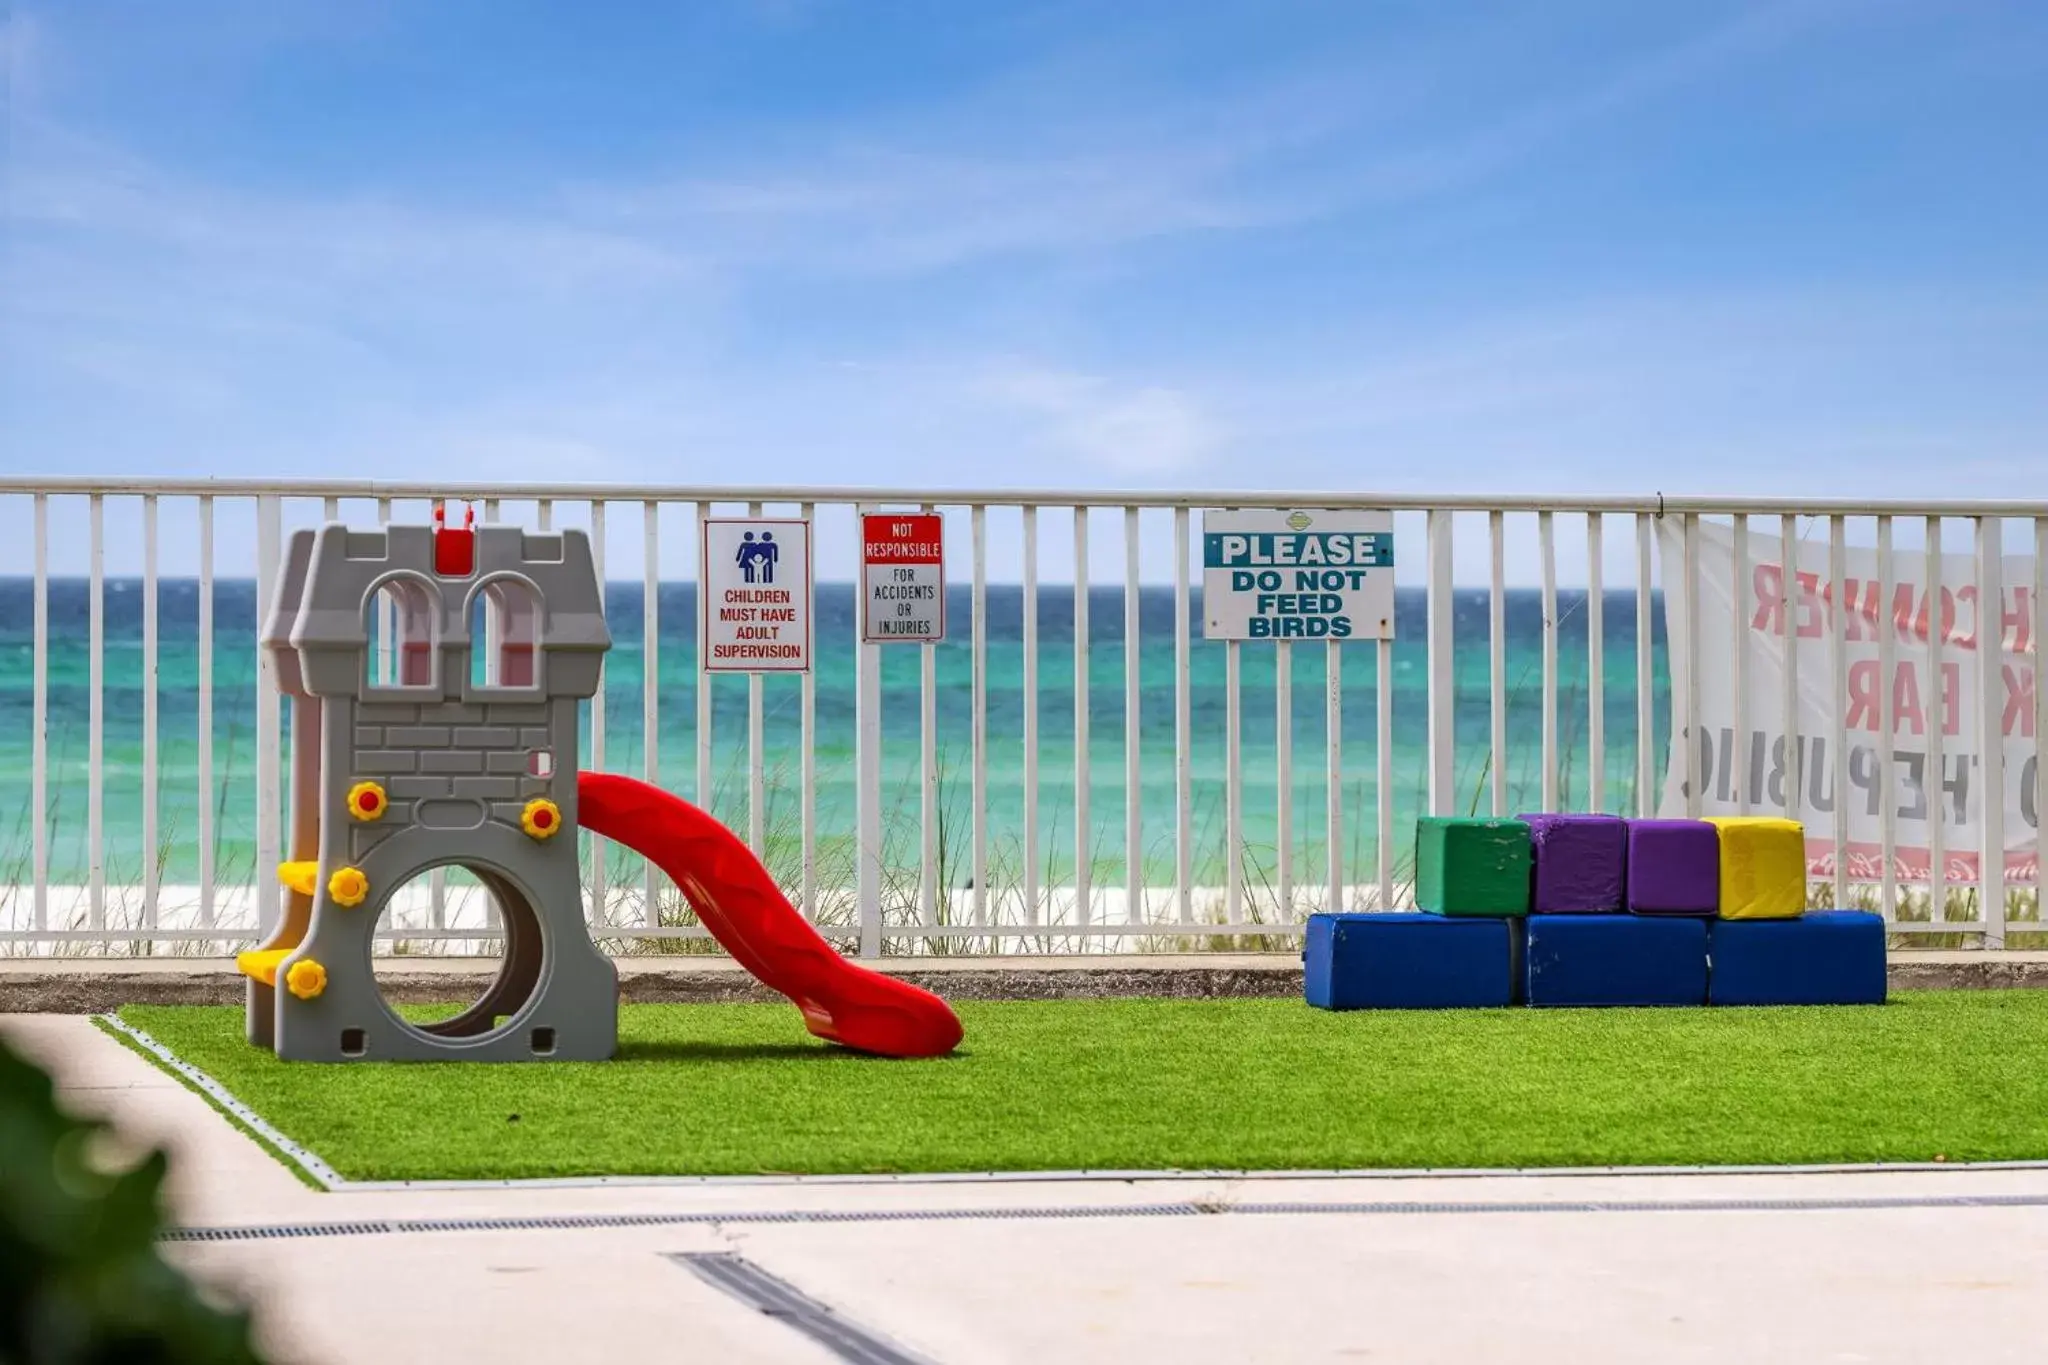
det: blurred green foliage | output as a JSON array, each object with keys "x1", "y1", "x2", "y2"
[{"x1": 1, "y1": 1033, "x2": 264, "y2": 1365}]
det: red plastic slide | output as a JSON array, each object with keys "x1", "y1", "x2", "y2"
[{"x1": 577, "y1": 772, "x2": 963, "y2": 1059}]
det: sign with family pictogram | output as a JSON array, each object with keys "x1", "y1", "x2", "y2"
[
  {"x1": 700, "y1": 518, "x2": 813, "y2": 672},
  {"x1": 860, "y1": 513, "x2": 946, "y2": 643}
]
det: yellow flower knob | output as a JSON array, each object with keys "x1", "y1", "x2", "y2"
[
  {"x1": 327, "y1": 866, "x2": 370, "y2": 908},
  {"x1": 521, "y1": 798, "x2": 563, "y2": 840},
  {"x1": 345, "y1": 780, "x2": 388, "y2": 822},
  {"x1": 285, "y1": 958, "x2": 327, "y2": 1000}
]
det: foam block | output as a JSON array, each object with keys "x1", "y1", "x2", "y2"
[
  {"x1": 1625, "y1": 819, "x2": 1720, "y2": 915},
  {"x1": 1524, "y1": 914, "x2": 1708, "y2": 1007},
  {"x1": 1706, "y1": 816, "x2": 1806, "y2": 919},
  {"x1": 1415, "y1": 817, "x2": 1531, "y2": 916},
  {"x1": 1304, "y1": 913, "x2": 1519, "y2": 1010},
  {"x1": 1519, "y1": 813, "x2": 1626, "y2": 913},
  {"x1": 1709, "y1": 912, "x2": 1886, "y2": 1006}
]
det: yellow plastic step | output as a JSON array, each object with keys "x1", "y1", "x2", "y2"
[
  {"x1": 236, "y1": 948, "x2": 292, "y2": 987},
  {"x1": 277, "y1": 861, "x2": 317, "y2": 896}
]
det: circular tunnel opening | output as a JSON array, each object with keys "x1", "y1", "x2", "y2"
[{"x1": 369, "y1": 862, "x2": 545, "y2": 1041}]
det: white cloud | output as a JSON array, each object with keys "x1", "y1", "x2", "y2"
[
  {"x1": 2, "y1": 114, "x2": 720, "y2": 436},
  {"x1": 11, "y1": 123, "x2": 700, "y2": 293},
  {"x1": 979, "y1": 365, "x2": 1224, "y2": 475},
  {"x1": 1302, "y1": 0, "x2": 1856, "y2": 212},
  {"x1": 566, "y1": 135, "x2": 1294, "y2": 278},
  {"x1": 526, "y1": 4, "x2": 1864, "y2": 286}
]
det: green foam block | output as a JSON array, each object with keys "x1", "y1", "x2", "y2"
[{"x1": 1415, "y1": 817, "x2": 1532, "y2": 916}]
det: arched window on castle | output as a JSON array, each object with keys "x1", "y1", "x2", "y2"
[
  {"x1": 469, "y1": 576, "x2": 543, "y2": 691},
  {"x1": 364, "y1": 575, "x2": 439, "y2": 690}
]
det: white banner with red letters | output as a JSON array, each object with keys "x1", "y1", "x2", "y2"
[{"x1": 1658, "y1": 518, "x2": 2041, "y2": 884}]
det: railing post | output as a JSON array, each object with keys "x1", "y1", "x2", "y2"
[
  {"x1": 751, "y1": 503, "x2": 770, "y2": 861},
  {"x1": 1276, "y1": 637, "x2": 1293, "y2": 917},
  {"x1": 198, "y1": 497, "x2": 215, "y2": 929},
  {"x1": 1828, "y1": 516, "x2": 1849, "y2": 908},
  {"x1": 1926, "y1": 518, "x2": 1946, "y2": 925},
  {"x1": 1876, "y1": 517, "x2": 1897, "y2": 921},
  {"x1": 1073, "y1": 507, "x2": 1091, "y2": 936},
  {"x1": 1325, "y1": 640, "x2": 1343, "y2": 912},
  {"x1": 1226, "y1": 638, "x2": 1242, "y2": 923},
  {"x1": 1022, "y1": 507, "x2": 1041, "y2": 933},
  {"x1": 142, "y1": 496, "x2": 159, "y2": 931},
  {"x1": 1173, "y1": 507, "x2": 1192, "y2": 923},
  {"x1": 88, "y1": 495, "x2": 104, "y2": 930},
  {"x1": 1376, "y1": 634, "x2": 1394, "y2": 908},
  {"x1": 1124, "y1": 506, "x2": 1143, "y2": 928},
  {"x1": 1539, "y1": 510, "x2": 1558, "y2": 810},
  {"x1": 1634, "y1": 513, "x2": 1654, "y2": 818},
  {"x1": 1780, "y1": 515, "x2": 1802, "y2": 826},
  {"x1": 855, "y1": 503, "x2": 884, "y2": 958},
  {"x1": 971, "y1": 505, "x2": 989, "y2": 931},
  {"x1": 31, "y1": 495, "x2": 48, "y2": 932},
  {"x1": 255, "y1": 493, "x2": 283, "y2": 936},
  {"x1": 1488, "y1": 511, "x2": 1507, "y2": 816},
  {"x1": 1977, "y1": 517, "x2": 2005, "y2": 949},
  {"x1": 1682, "y1": 513, "x2": 1702, "y2": 818},
  {"x1": 2036, "y1": 517, "x2": 2048, "y2": 931},
  {"x1": 1586, "y1": 513, "x2": 1605, "y2": 812},
  {"x1": 481, "y1": 499, "x2": 501, "y2": 934},
  {"x1": 801, "y1": 500, "x2": 819, "y2": 923},
  {"x1": 588, "y1": 499, "x2": 609, "y2": 926},
  {"x1": 1426, "y1": 508, "x2": 1455, "y2": 814},
  {"x1": 644, "y1": 500, "x2": 661, "y2": 929},
  {"x1": 1731, "y1": 516, "x2": 1750, "y2": 814},
  {"x1": 921, "y1": 504, "x2": 940, "y2": 934}
]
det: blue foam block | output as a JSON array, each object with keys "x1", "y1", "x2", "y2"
[
  {"x1": 1304, "y1": 912, "x2": 1518, "y2": 1010},
  {"x1": 1524, "y1": 914, "x2": 1708, "y2": 1007},
  {"x1": 1709, "y1": 911, "x2": 1887, "y2": 1006}
]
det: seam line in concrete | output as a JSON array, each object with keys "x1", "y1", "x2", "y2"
[
  {"x1": 670, "y1": 1252, "x2": 936, "y2": 1365},
  {"x1": 160, "y1": 1191, "x2": 2048, "y2": 1244}
]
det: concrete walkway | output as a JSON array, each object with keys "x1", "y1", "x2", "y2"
[{"x1": 9, "y1": 1013, "x2": 2048, "y2": 1364}]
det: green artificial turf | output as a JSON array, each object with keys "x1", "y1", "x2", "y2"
[{"x1": 117, "y1": 993, "x2": 2048, "y2": 1182}]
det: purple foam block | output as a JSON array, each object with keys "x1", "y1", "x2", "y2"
[
  {"x1": 1517, "y1": 813, "x2": 1626, "y2": 913},
  {"x1": 1625, "y1": 819, "x2": 1721, "y2": 915}
]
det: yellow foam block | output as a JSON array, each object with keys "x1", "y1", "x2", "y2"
[
  {"x1": 277, "y1": 861, "x2": 318, "y2": 896},
  {"x1": 235, "y1": 948, "x2": 292, "y2": 986},
  {"x1": 1706, "y1": 817, "x2": 1807, "y2": 919}
]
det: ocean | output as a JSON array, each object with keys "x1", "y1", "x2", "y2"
[{"x1": 0, "y1": 579, "x2": 1672, "y2": 896}]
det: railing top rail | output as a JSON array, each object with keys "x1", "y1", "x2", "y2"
[{"x1": 3, "y1": 476, "x2": 2046, "y2": 518}]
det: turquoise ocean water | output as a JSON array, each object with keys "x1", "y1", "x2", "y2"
[{"x1": 0, "y1": 579, "x2": 1672, "y2": 894}]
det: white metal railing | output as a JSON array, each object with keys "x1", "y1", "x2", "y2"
[{"x1": 1, "y1": 477, "x2": 2043, "y2": 956}]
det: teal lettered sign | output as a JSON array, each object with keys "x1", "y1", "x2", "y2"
[{"x1": 1202, "y1": 510, "x2": 1395, "y2": 641}]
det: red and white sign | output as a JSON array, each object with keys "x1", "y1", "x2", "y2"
[{"x1": 861, "y1": 513, "x2": 946, "y2": 643}]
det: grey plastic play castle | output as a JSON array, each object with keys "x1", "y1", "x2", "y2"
[{"x1": 239, "y1": 517, "x2": 620, "y2": 1060}]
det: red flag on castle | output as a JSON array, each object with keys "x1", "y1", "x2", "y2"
[{"x1": 433, "y1": 499, "x2": 476, "y2": 576}]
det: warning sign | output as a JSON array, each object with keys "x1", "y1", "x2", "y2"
[
  {"x1": 861, "y1": 513, "x2": 946, "y2": 643},
  {"x1": 701, "y1": 518, "x2": 812, "y2": 672},
  {"x1": 1202, "y1": 509, "x2": 1395, "y2": 641}
]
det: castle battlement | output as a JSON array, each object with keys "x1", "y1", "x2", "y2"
[{"x1": 263, "y1": 522, "x2": 610, "y2": 704}]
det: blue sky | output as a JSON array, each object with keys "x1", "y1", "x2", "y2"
[{"x1": 3, "y1": 0, "x2": 2046, "y2": 578}]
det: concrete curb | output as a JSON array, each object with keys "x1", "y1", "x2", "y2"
[
  {"x1": 1885, "y1": 954, "x2": 2048, "y2": 991},
  {"x1": 5, "y1": 951, "x2": 2048, "y2": 1013}
]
